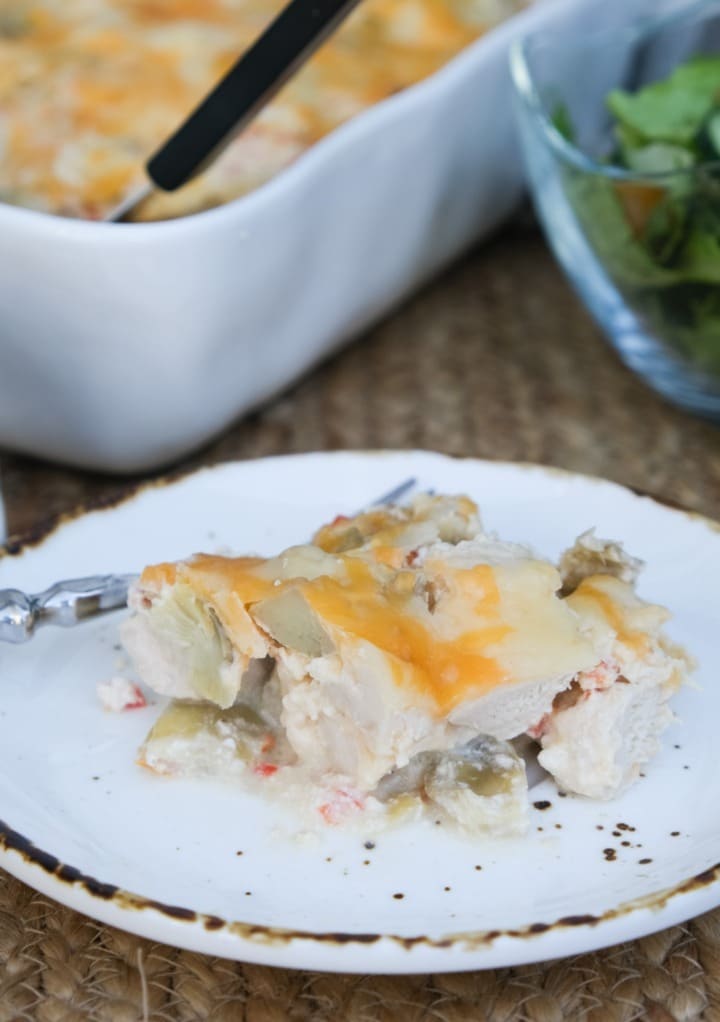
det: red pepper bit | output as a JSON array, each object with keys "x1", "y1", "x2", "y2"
[
  {"x1": 318, "y1": 803, "x2": 336, "y2": 824},
  {"x1": 124, "y1": 685, "x2": 147, "y2": 710},
  {"x1": 317, "y1": 789, "x2": 365, "y2": 824},
  {"x1": 527, "y1": 713, "x2": 550, "y2": 740},
  {"x1": 253, "y1": 763, "x2": 279, "y2": 778},
  {"x1": 261, "y1": 734, "x2": 276, "y2": 754}
]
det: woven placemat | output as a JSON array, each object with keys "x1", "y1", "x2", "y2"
[{"x1": 1, "y1": 225, "x2": 720, "y2": 1020}]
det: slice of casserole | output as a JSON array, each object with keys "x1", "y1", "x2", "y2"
[{"x1": 122, "y1": 495, "x2": 692, "y2": 832}]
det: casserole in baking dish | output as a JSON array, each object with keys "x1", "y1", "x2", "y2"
[
  {"x1": 0, "y1": 0, "x2": 526, "y2": 221},
  {"x1": 0, "y1": 0, "x2": 659, "y2": 471}
]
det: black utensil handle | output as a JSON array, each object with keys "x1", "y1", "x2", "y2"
[{"x1": 147, "y1": 0, "x2": 363, "y2": 192}]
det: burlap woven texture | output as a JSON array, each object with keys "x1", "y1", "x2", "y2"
[{"x1": 1, "y1": 227, "x2": 719, "y2": 1021}]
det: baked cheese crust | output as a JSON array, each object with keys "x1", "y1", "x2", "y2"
[{"x1": 0, "y1": 0, "x2": 526, "y2": 220}]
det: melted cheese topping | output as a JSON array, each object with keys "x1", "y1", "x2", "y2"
[
  {"x1": 0, "y1": 0, "x2": 525, "y2": 220},
  {"x1": 567, "y1": 575, "x2": 669, "y2": 657},
  {"x1": 300, "y1": 559, "x2": 511, "y2": 712},
  {"x1": 141, "y1": 545, "x2": 596, "y2": 715}
]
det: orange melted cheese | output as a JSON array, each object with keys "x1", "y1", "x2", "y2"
[
  {"x1": 313, "y1": 508, "x2": 409, "y2": 553},
  {"x1": 569, "y1": 576, "x2": 652, "y2": 656},
  {"x1": 300, "y1": 559, "x2": 511, "y2": 713},
  {"x1": 142, "y1": 555, "x2": 274, "y2": 645},
  {"x1": 142, "y1": 555, "x2": 268, "y2": 597},
  {"x1": 143, "y1": 550, "x2": 515, "y2": 714},
  {"x1": 0, "y1": 0, "x2": 525, "y2": 220},
  {"x1": 180, "y1": 555, "x2": 273, "y2": 604}
]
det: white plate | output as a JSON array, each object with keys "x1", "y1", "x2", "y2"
[{"x1": 0, "y1": 451, "x2": 718, "y2": 974}]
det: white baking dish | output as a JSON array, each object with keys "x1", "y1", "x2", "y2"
[{"x1": 0, "y1": 0, "x2": 650, "y2": 473}]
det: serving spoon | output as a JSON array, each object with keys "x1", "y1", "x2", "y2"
[
  {"x1": 0, "y1": 478, "x2": 418, "y2": 643},
  {"x1": 106, "y1": 0, "x2": 365, "y2": 222}
]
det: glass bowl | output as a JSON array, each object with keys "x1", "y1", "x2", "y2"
[{"x1": 510, "y1": 0, "x2": 720, "y2": 420}]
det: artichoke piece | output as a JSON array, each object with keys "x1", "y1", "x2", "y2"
[
  {"x1": 425, "y1": 735, "x2": 528, "y2": 836},
  {"x1": 373, "y1": 736, "x2": 528, "y2": 834},
  {"x1": 146, "y1": 700, "x2": 265, "y2": 742},
  {"x1": 143, "y1": 582, "x2": 238, "y2": 706},
  {"x1": 263, "y1": 544, "x2": 344, "y2": 583},
  {"x1": 238, "y1": 656, "x2": 275, "y2": 711},
  {"x1": 251, "y1": 587, "x2": 335, "y2": 658},
  {"x1": 139, "y1": 699, "x2": 276, "y2": 777},
  {"x1": 373, "y1": 751, "x2": 440, "y2": 803},
  {"x1": 328, "y1": 526, "x2": 365, "y2": 552}
]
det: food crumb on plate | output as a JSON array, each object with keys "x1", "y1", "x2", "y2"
[{"x1": 97, "y1": 678, "x2": 147, "y2": 712}]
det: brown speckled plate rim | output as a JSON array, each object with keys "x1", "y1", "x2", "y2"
[
  {"x1": 2, "y1": 452, "x2": 718, "y2": 561},
  {"x1": 1, "y1": 452, "x2": 719, "y2": 960},
  {"x1": 0, "y1": 813, "x2": 719, "y2": 956}
]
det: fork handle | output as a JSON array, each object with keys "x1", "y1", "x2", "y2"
[{"x1": 0, "y1": 575, "x2": 136, "y2": 644}]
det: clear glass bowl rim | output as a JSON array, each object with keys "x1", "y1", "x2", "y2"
[{"x1": 509, "y1": 0, "x2": 720, "y2": 183}]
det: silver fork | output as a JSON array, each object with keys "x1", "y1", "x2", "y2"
[{"x1": 0, "y1": 477, "x2": 418, "y2": 643}]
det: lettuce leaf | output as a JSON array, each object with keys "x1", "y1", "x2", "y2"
[{"x1": 607, "y1": 57, "x2": 720, "y2": 146}]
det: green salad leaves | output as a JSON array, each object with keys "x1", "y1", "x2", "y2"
[
  {"x1": 608, "y1": 57, "x2": 720, "y2": 151},
  {"x1": 559, "y1": 56, "x2": 720, "y2": 372}
]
